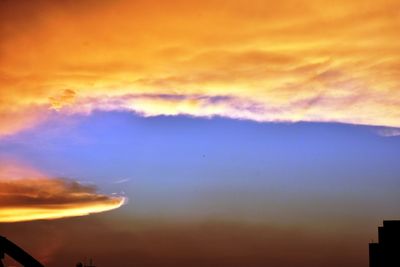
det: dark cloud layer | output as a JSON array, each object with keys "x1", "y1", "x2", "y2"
[{"x1": 0, "y1": 217, "x2": 367, "y2": 267}]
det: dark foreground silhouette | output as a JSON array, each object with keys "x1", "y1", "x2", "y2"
[
  {"x1": 0, "y1": 235, "x2": 97, "y2": 267},
  {"x1": 369, "y1": 220, "x2": 400, "y2": 267},
  {"x1": 0, "y1": 235, "x2": 44, "y2": 267}
]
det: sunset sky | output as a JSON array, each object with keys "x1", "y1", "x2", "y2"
[{"x1": 0, "y1": 0, "x2": 400, "y2": 266}]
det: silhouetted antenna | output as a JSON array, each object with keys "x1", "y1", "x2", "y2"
[
  {"x1": 84, "y1": 257, "x2": 96, "y2": 267},
  {"x1": 77, "y1": 257, "x2": 96, "y2": 267}
]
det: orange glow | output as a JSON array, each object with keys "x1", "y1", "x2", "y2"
[
  {"x1": 0, "y1": 162, "x2": 125, "y2": 222},
  {"x1": 0, "y1": 199, "x2": 125, "y2": 223},
  {"x1": 1, "y1": 0, "x2": 400, "y2": 136}
]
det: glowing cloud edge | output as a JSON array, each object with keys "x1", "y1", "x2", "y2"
[{"x1": 0, "y1": 196, "x2": 126, "y2": 223}]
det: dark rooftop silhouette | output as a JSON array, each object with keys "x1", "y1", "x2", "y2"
[{"x1": 369, "y1": 220, "x2": 400, "y2": 267}]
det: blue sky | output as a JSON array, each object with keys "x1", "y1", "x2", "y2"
[{"x1": 2, "y1": 112, "x2": 399, "y2": 227}]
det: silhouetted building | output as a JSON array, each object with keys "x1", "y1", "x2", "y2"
[{"x1": 369, "y1": 220, "x2": 400, "y2": 267}]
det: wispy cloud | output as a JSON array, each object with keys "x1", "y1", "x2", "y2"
[
  {"x1": 377, "y1": 128, "x2": 400, "y2": 137},
  {"x1": 112, "y1": 178, "x2": 131, "y2": 184}
]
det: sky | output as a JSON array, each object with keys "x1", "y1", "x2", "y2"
[{"x1": 0, "y1": 0, "x2": 400, "y2": 267}]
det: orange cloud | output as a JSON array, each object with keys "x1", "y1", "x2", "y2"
[
  {"x1": 0, "y1": 162, "x2": 125, "y2": 223},
  {"x1": 1, "y1": 0, "x2": 400, "y2": 136},
  {"x1": 49, "y1": 89, "x2": 76, "y2": 110}
]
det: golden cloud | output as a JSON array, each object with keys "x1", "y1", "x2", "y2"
[
  {"x1": 0, "y1": 162, "x2": 125, "y2": 223},
  {"x1": 1, "y1": 0, "x2": 400, "y2": 136}
]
